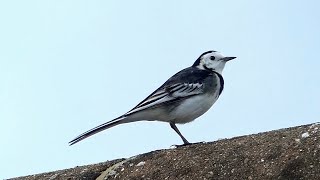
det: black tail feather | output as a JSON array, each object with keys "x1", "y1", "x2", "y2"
[{"x1": 69, "y1": 117, "x2": 124, "y2": 146}]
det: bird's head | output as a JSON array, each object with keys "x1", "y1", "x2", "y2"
[{"x1": 192, "y1": 50, "x2": 236, "y2": 74}]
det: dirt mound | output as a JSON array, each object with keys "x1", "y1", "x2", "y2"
[{"x1": 10, "y1": 123, "x2": 320, "y2": 180}]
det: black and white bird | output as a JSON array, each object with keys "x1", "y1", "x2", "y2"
[{"x1": 69, "y1": 50, "x2": 236, "y2": 146}]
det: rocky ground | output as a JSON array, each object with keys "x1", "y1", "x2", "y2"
[{"x1": 9, "y1": 123, "x2": 320, "y2": 180}]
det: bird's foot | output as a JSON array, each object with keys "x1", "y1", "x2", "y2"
[{"x1": 170, "y1": 141, "x2": 206, "y2": 148}]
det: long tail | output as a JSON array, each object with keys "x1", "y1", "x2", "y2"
[{"x1": 69, "y1": 116, "x2": 129, "y2": 146}]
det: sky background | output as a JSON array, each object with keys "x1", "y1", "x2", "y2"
[{"x1": 1, "y1": 0, "x2": 320, "y2": 179}]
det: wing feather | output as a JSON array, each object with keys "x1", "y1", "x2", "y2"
[{"x1": 125, "y1": 82, "x2": 204, "y2": 115}]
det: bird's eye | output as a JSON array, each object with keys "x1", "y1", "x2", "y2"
[{"x1": 210, "y1": 56, "x2": 215, "y2": 60}]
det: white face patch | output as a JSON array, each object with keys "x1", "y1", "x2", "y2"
[{"x1": 197, "y1": 51, "x2": 227, "y2": 74}]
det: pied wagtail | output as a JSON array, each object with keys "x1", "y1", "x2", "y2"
[{"x1": 69, "y1": 50, "x2": 236, "y2": 146}]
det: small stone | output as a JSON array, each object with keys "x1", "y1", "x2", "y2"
[
  {"x1": 136, "y1": 161, "x2": 146, "y2": 167},
  {"x1": 301, "y1": 132, "x2": 310, "y2": 138},
  {"x1": 231, "y1": 168, "x2": 235, "y2": 173},
  {"x1": 244, "y1": 158, "x2": 249, "y2": 164}
]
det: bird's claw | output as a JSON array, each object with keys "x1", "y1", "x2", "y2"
[{"x1": 170, "y1": 141, "x2": 206, "y2": 148}]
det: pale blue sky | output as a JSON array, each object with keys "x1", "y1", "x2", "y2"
[{"x1": 1, "y1": 0, "x2": 320, "y2": 179}]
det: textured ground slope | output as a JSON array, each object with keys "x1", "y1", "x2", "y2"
[{"x1": 9, "y1": 123, "x2": 320, "y2": 180}]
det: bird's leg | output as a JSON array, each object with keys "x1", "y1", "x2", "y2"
[{"x1": 170, "y1": 122, "x2": 190, "y2": 145}]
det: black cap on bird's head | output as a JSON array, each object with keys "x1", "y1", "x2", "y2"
[{"x1": 192, "y1": 50, "x2": 216, "y2": 67}]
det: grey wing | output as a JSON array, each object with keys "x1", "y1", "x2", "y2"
[{"x1": 124, "y1": 82, "x2": 205, "y2": 115}]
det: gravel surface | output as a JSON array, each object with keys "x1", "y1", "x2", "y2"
[{"x1": 9, "y1": 123, "x2": 320, "y2": 180}]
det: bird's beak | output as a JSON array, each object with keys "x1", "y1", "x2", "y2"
[{"x1": 221, "y1": 57, "x2": 236, "y2": 61}]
